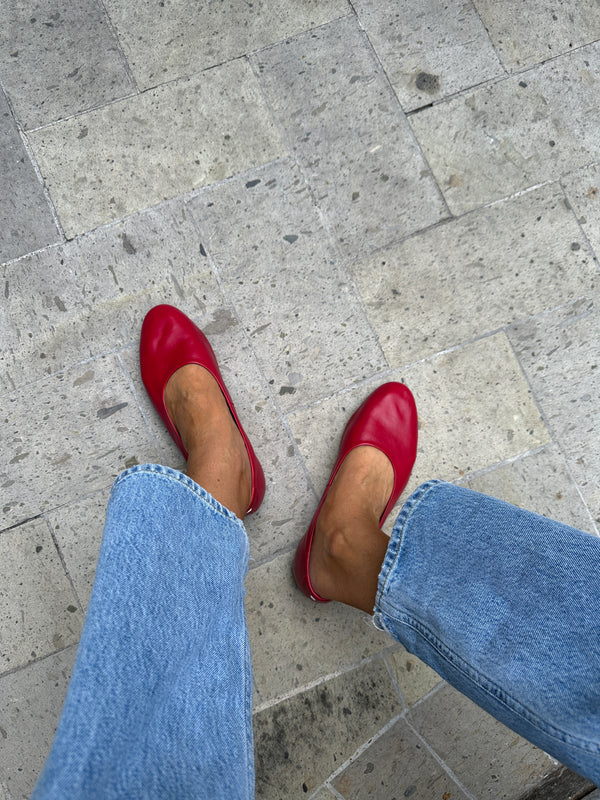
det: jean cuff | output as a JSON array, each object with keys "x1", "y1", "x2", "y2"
[{"x1": 111, "y1": 463, "x2": 246, "y2": 527}]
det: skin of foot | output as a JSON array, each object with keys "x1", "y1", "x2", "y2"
[
  {"x1": 308, "y1": 446, "x2": 394, "y2": 614},
  {"x1": 163, "y1": 364, "x2": 252, "y2": 520}
]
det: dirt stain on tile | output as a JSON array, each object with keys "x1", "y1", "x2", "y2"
[{"x1": 415, "y1": 72, "x2": 440, "y2": 93}]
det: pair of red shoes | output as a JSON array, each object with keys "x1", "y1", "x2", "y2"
[{"x1": 140, "y1": 305, "x2": 418, "y2": 602}]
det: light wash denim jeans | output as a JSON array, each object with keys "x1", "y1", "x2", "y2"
[
  {"x1": 375, "y1": 479, "x2": 600, "y2": 784},
  {"x1": 32, "y1": 465, "x2": 254, "y2": 800},
  {"x1": 32, "y1": 467, "x2": 600, "y2": 798}
]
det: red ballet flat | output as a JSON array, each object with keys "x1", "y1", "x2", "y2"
[
  {"x1": 293, "y1": 382, "x2": 418, "y2": 601},
  {"x1": 139, "y1": 304, "x2": 265, "y2": 514}
]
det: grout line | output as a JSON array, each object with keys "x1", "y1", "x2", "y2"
[
  {"x1": 346, "y1": 0, "x2": 455, "y2": 218},
  {"x1": 404, "y1": 36, "x2": 600, "y2": 115},
  {"x1": 460, "y1": 443, "x2": 551, "y2": 480},
  {"x1": 0, "y1": 83, "x2": 66, "y2": 243},
  {"x1": 281, "y1": 328, "x2": 509, "y2": 420},
  {"x1": 340, "y1": 178, "x2": 563, "y2": 276},
  {"x1": 504, "y1": 321, "x2": 600, "y2": 537},
  {"x1": 281, "y1": 289, "x2": 600, "y2": 421},
  {"x1": 24, "y1": 85, "x2": 146, "y2": 134},
  {"x1": 0, "y1": 643, "x2": 78, "y2": 682},
  {"x1": 1, "y1": 483, "x2": 114, "y2": 537},
  {"x1": 0, "y1": 233, "x2": 68, "y2": 270},
  {"x1": 404, "y1": 676, "x2": 446, "y2": 712},
  {"x1": 252, "y1": 648, "x2": 398, "y2": 714},
  {"x1": 312, "y1": 785, "x2": 345, "y2": 800},
  {"x1": 349, "y1": 10, "x2": 453, "y2": 220},
  {"x1": 403, "y1": 716, "x2": 480, "y2": 800},
  {"x1": 381, "y1": 650, "x2": 409, "y2": 712},
  {"x1": 559, "y1": 172, "x2": 600, "y2": 273},
  {"x1": 308, "y1": 711, "x2": 407, "y2": 788},
  {"x1": 22, "y1": 53, "x2": 254, "y2": 134},
  {"x1": 42, "y1": 515, "x2": 87, "y2": 618},
  {"x1": 469, "y1": 0, "x2": 509, "y2": 78},
  {"x1": 95, "y1": 0, "x2": 140, "y2": 93}
]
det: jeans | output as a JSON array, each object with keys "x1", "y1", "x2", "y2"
[
  {"x1": 375, "y1": 479, "x2": 600, "y2": 784},
  {"x1": 32, "y1": 465, "x2": 254, "y2": 800},
  {"x1": 32, "y1": 467, "x2": 600, "y2": 798}
]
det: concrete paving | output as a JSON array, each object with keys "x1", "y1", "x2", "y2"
[{"x1": 1, "y1": 1, "x2": 599, "y2": 798}]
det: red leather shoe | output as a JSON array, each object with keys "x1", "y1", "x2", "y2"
[
  {"x1": 293, "y1": 382, "x2": 418, "y2": 601},
  {"x1": 140, "y1": 304, "x2": 265, "y2": 514}
]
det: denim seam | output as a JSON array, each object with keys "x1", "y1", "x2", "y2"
[
  {"x1": 379, "y1": 609, "x2": 600, "y2": 755},
  {"x1": 376, "y1": 479, "x2": 443, "y2": 607},
  {"x1": 112, "y1": 464, "x2": 245, "y2": 528}
]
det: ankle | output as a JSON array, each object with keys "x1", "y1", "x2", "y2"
[
  {"x1": 311, "y1": 515, "x2": 389, "y2": 611},
  {"x1": 186, "y1": 427, "x2": 251, "y2": 519},
  {"x1": 164, "y1": 365, "x2": 252, "y2": 518}
]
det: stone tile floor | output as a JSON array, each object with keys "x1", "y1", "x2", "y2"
[{"x1": 1, "y1": 1, "x2": 599, "y2": 798}]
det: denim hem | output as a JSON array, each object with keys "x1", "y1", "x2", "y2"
[
  {"x1": 375, "y1": 479, "x2": 444, "y2": 610},
  {"x1": 373, "y1": 479, "x2": 600, "y2": 759},
  {"x1": 112, "y1": 464, "x2": 246, "y2": 528},
  {"x1": 378, "y1": 610, "x2": 600, "y2": 756}
]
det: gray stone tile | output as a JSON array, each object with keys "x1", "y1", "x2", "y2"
[
  {"x1": 104, "y1": 0, "x2": 349, "y2": 90},
  {"x1": 27, "y1": 59, "x2": 286, "y2": 238},
  {"x1": 253, "y1": 659, "x2": 400, "y2": 800},
  {"x1": 288, "y1": 333, "x2": 551, "y2": 520},
  {"x1": 0, "y1": 520, "x2": 82, "y2": 673},
  {"x1": 253, "y1": 17, "x2": 447, "y2": 258},
  {"x1": 0, "y1": 648, "x2": 75, "y2": 800},
  {"x1": 0, "y1": 91, "x2": 59, "y2": 263},
  {"x1": 1, "y1": 355, "x2": 159, "y2": 529},
  {"x1": 246, "y1": 552, "x2": 390, "y2": 707},
  {"x1": 408, "y1": 684, "x2": 557, "y2": 798},
  {"x1": 561, "y1": 162, "x2": 600, "y2": 260},
  {"x1": 350, "y1": 183, "x2": 598, "y2": 365},
  {"x1": 472, "y1": 0, "x2": 600, "y2": 72},
  {"x1": 48, "y1": 489, "x2": 110, "y2": 611},
  {"x1": 398, "y1": 333, "x2": 551, "y2": 492},
  {"x1": 0, "y1": 0, "x2": 134, "y2": 130},
  {"x1": 353, "y1": 0, "x2": 503, "y2": 111},
  {"x1": 466, "y1": 445, "x2": 596, "y2": 535},
  {"x1": 509, "y1": 298, "x2": 600, "y2": 525},
  {"x1": 386, "y1": 649, "x2": 442, "y2": 708},
  {"x1": 1, "y1": 199, "x2": 218, "y2": 393},
  {"x1": 333, "y1": 718, "x2": 469, "y2": 800},
  {"x1": 188, "y1": 160, "x2": 386, "y2": 413},
  {"x1": 410, "y1": 44, "x2": 600, "y2": 214}
]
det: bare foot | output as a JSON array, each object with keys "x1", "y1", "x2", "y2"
[
  {"x1": 308, "y1": 446, "x2": 394, "y2": 613},
  {"x1": 164, "y1": 364, "x2": 251, "y2": 519}
]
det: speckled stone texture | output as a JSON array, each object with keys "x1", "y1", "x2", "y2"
[
  {"x1": 1, "y1": 0, "x2": 598, "y2": 797},
  {"x1": 28, "y1": 61, "x2": 286, "y2": 237},
  {"x1": 0, "y1": 0, "x2": 134, "y2": 129},
  {"x1": 0, "y1": 90, "x2": 59, "y2": 262}
]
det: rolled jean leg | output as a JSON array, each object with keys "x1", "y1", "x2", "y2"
[
  {"x1": 31, "y1": 464, "x2": 254, "y2": 800},
  {"x1": 374, "y1": 480, "x2": 600, "y2": 783}
]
